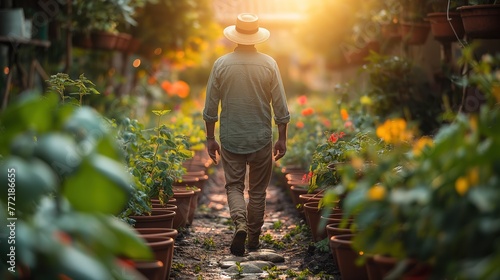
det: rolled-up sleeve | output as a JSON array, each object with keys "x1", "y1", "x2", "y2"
[
  {"x1": 203, "y1": 63, "x2": 220, "y2": 123},
  {"x1": 271, "y1": 63, "x2": 290, "y2": 124}
]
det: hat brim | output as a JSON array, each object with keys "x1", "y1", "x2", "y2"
[{"x1": 223, "y1": 25, "x2": 270, "y2": 45}]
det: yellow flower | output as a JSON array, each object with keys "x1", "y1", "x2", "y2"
[
  {"x1": 367, "y1": 185, "x2": 386, "y2": 201},
  {"x1": 455, "y1": 177, "x2": 469, "y2": 196},
  {"x1": 469, "y1": 115, "x2": 478, "y2": 132},
  {"x1": 467, "y1": 167, "x2": 479, "y2": 186},
  {"x1": 413, "y1": 136, "x2": 433, "y2": 156},
  {"x1": 376, "y1": 118, "x2": 413, "y2": 144},
  {"x1": 360, "y1": 95, "x2": 373, "y2": 105},
  {"x1": 351, "y1": 156, "x2": 364, "y2": 171}
]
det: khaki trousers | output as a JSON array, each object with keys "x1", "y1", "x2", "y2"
[{"x1": 221, "y1": 142, "x2": 273, "y2": 243}]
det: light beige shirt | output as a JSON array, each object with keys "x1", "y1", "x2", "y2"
[{"x1": 203, "y1": 45, "x2": 290, "y2": 154}]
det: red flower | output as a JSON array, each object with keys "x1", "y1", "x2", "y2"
[
  {"x1": 301, "y1": 108, "x2": 314, "y2": 116},
  {"x1": 302, "y1": 171, "x2": 313, "y2": 183},
  {"x1": 328, "y1": 133, "x2": 339, "y2": 143},
  {"x1": 339, "y1": 131, "x2": 345, "y2": 138},
  {"x1": 297, "y1": 95, "x2": 307, "y2": 106}
]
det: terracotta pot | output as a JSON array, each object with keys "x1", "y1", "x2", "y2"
[
  {"x1": 365, "y1": 255, "x2": 432, "y2": 280},
  {"x1": 325, "y1": 222, "x2": 354, "y2": 266},
  {"x1": 427, "y1": 12, "x2": 465, "y2": 43},
  {"x1": 115, "y1": 32, "x2": 132, "y2": 52},
  {"x1": 171, "y1": 189, "x2": 194, "y2": 229},
  {"x1": 303, "y1": 201, "x2": 327, "y2": 242},
  {"x1": 314, "y1": 212, "x2": 351, "y2": 241},
  {"x1": 380, "y1": 22, "x2": 401, "y2": 39},
  {"x1": 136, "y1": 228, "x2": 178, "y2": 279},
  {"x1": 330, "y1": 234, "x2": 369, "y2": 280},
  {"x1": 289, "y1": 185, "x2": 310, "y2": 215},
  {"x1": 173, "y1": 186, "x2": 201, "y2": 225},
  {"x1": 139, "y1": 236, "x2": 175, "y2": 280},
  {"x1": 135, "y1": 228, "x2": 178, "y2": 240},
  {"x1": 285, "y1": 171, "x2": 308, "y2": 182},
  {"x1": 400, "y1": 22, "x2": 431, "y2": 45},
  {"x1": 458, "y1": 4, "x2": 500, "y2": 39},
  {"x1": 299, "y1": 193, "x2": 324, "y2": 205},
  {"x1": 133, "y1": 260, "x2": 164, "y2": 280},
  {"x1": 90, "y1": 31, "x2": 118, "y2": 50},
  {"x1": 281, "y1": 165, "x2": 308, "y2": 176},
  {"x1": 130, "y1": 209, "x2": 176, "y2": 229}
]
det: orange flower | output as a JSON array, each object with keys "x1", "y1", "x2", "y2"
[
  {"x1": 148, "y1": 76, "x2": 157, "y2": 85},
  {"x1": 296, "y1": 120, "x2": 305, "y2": 129},
  {"x1": 172, "y1": 80, "x2": 190, "y2": 98},
  {"x1": 341, "y1": 109, "x2": 349, "y2": 121},
  {"x1": 301, "y1": 108, "x2": 314, "y2": 116},
  {"x1": 161, "y1": 81, "x2": 174, "y2": 95},
  {"x1": 297, "y1": 95, "x2": 308, "y2": 105}
]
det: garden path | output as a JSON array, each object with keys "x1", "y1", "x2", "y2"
[{"x1": 169, "y1": 164, "x2": 339, "y2": 279}]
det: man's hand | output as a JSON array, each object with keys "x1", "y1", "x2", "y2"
[
  {"x1": 207, "y1": 139, "x2": 221, "y2": 164},
  {"x1": 273, "y1": 139, "x2": 287, "y2": 161}
]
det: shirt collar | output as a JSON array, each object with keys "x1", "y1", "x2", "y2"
[{"x1": 234, "y1": 45, "x2": 257, "y2": 52}]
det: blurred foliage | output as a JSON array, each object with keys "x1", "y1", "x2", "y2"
[{"x1": 0, "y1": 88, "x2": 152, "y2": 279}]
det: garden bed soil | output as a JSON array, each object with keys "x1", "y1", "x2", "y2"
[{"x1": 169, "y1": 164, "x2": 340, "y2": 279}]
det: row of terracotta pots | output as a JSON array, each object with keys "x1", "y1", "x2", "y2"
[
  {"x1": 125, "y1": 151, "x2": 213, "y2": 279},
  {"x1": 72, "y1": 31, "x2": 141, "y2": 53},
  {"x1": 383, "y1": 5, "x2": 500, "y2": 47},
  {"x1": 280, "y1": 164, "x2": 433, "y2": 280}
]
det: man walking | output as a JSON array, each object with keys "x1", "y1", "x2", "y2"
[{"x1": 203, "y1": 13, "x2": 290, "y2": 256}]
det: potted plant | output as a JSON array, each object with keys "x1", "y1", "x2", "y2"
[
  {"x1": 374, "y1": 1, "x2": 403, "y2": 40},
  {"x1": 71, "y1": 0, "x2": 140, "y2": 50},
  {"x1": 399, "y1": 0, "x2": 433, "y2": 45},
  {"x1": 427, "y1": 0, "x2": 466, "y2": 43},
  {"x1": 116, "y1": 110, "x2": 192, "y2": 228},
  {"x1": 0, "y1": 80, "x2": 153, "y2": 279},
  {"x1": 330, "y1": 49, "x2": 500, "y2": 279},
  {"x1": 458, "y1": 0, "x2": 500, "y2": 39}
]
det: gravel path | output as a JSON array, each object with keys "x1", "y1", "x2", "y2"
[{"x1": 169, "y1": 164, "x2": 340, "y2": 279}]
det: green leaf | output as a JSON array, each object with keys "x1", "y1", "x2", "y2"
[
  {"x1": 63, "y1": 155, "x2": 132, "y2": 214},
  {"x1": 34, "y1": 133, "x2": 82, "y2": 177},
  {"x1": 0, "y1": 156, "x2": 58, "y2": 213},
  {"x1": 58, "y1": 245, "x2": 112, "y2": 280},
  {"x1": 99, "y1": 216, "x2": 153, "y2": 260},
  {"x1": 151, "y1": 110, "x2": 170, "y2": 116}
]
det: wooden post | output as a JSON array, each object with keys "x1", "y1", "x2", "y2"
[{"x1": 64, "y1": 0, "x2": 72, "y2": 73}]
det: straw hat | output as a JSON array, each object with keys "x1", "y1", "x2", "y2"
[{"x1": 223, "y1": 13, "x2": 270, "y2": 45}]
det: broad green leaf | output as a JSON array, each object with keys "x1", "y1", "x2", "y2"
[
  {"x1": 99, "y1": 216, "x2": 153, "y2": 260},
  {"x1": 63, "y1": 155, "x2": 132, "y2": 214}
]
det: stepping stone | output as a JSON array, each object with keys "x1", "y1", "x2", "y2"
[
  {"x1": 246, "y1": 251, "x2": 285, "y2": 263},
  {"x1": 225, "y1": 263, "x2": 263, "y2": 274},
  {"x1": 219, "y1": 256, "x2": 248, "y2": 268}
]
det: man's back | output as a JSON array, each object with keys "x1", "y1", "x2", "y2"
[{"x1": 204, "y1": 45, "x2": 289, "y2": 154}]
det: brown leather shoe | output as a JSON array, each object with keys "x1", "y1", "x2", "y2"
[{"x1": 230, "y1": 229, "x2": 247, "y2": 256}]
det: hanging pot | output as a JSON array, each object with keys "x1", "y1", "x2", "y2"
[
  {"x1": 400, "y1": 22, "x2": 431, "y2": 45},
  {"x1": 427, "y1": 12, "x2": 465, "y2": 43},
  {"x1": 458, "y1": 4, "x2": 500, "y2": 39}
]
